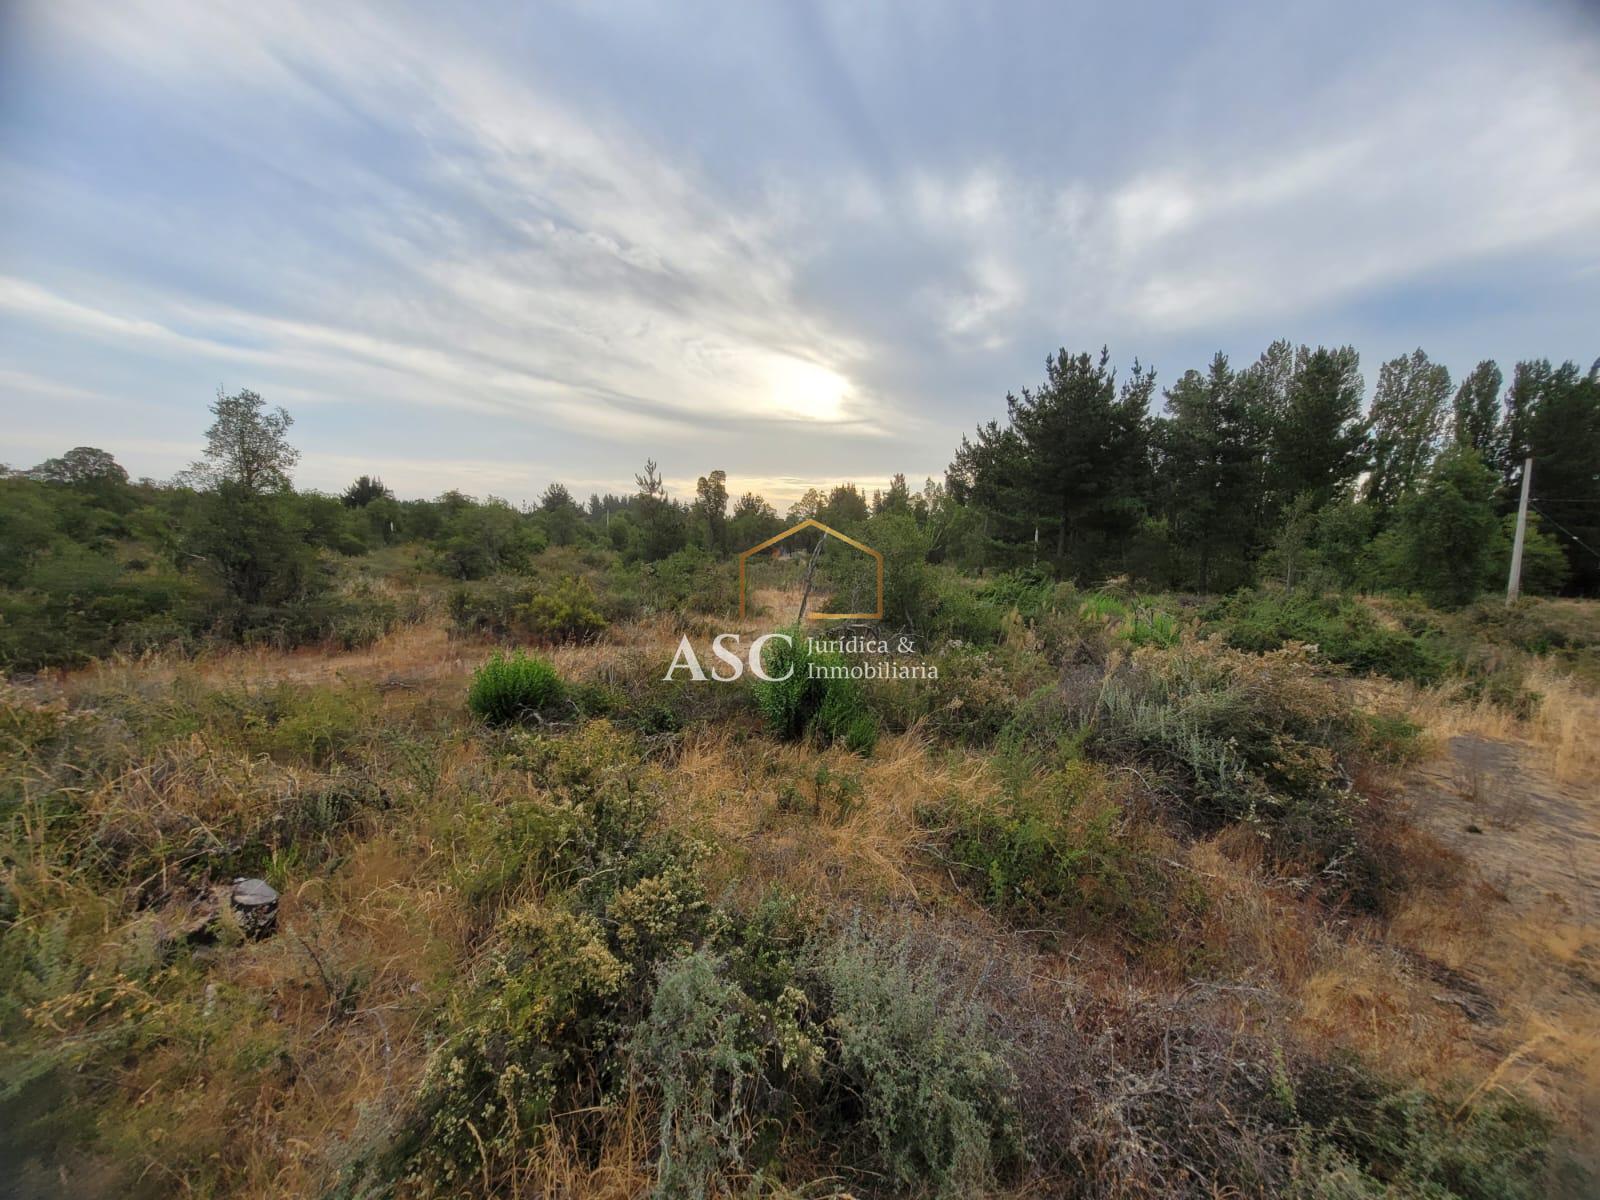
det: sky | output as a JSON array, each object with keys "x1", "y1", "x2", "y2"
[{"x1": 2, "y1": 0, "x2": 1599, "y2": 510}]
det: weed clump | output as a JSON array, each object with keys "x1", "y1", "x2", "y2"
[{"x1": 467, "y1": 649, "x2": 564, "y2": 725}]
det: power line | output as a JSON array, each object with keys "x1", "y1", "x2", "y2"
[{"x1": 1529, "y1": 502, "x2": 1600, "y2": 561}]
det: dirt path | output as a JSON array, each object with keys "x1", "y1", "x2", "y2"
[
  {"x1": 1398, "y1": 733, "x2": 1600, "y2": 1163},
  {"x1": 1408, "y1": 734, "x2": 1599, "y2": 910}
]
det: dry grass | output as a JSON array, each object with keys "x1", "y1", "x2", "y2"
[{"x1": 8, "y1": 596, "x2": 1599, "y2": 1197}]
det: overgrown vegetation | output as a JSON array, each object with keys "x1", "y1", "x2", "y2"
[{"x1": 3, "y1": 377, "x2": 1597, "y2": 1197}]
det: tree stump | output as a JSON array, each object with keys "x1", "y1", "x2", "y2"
[{"x1": 231, "y1": 878, "x2": 279, "y2": 939}]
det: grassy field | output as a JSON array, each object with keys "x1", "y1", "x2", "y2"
[{"x1": 2, "y1": 550, "x2": 1597, "y2": 1198}]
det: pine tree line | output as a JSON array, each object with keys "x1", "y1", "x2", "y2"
[{"x1": 946, "y1": 343, "x2": 1600, "y2": 601}]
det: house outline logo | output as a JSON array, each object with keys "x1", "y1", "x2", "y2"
[{"x1": 738, "y1": 518, "x2": 884, "y2": 621}]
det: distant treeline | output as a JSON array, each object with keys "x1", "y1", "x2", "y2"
[
  {"x1": 2, "y1": 344, "x2": 1596, "y2": 668},
  {"x1": 948, "y1": 343, "x2": 1598, "y2": 598}
]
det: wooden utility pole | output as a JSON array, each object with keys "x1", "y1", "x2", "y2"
[{"x1": 1506, "y1": 456, "x2": 1532, "y2": 605}]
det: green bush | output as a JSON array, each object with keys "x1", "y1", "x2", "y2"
[
  {"x1": 752, "y1": 630, "x2": 878, "y2": 753},
  {"x1": 398, "y1": 906, "x2": 627, "y2": 1189},
  {"x1": 815, "y1": 930, "x2": 1023, "y2": 1198},
  {"x1": 632, "y1": 950, "x2": 818, "y2": 1199},
  {"x1": 1204, "y1": 589, "x2": 1453, "y2": 685},
  {"x1": 1290, "y1": 1081, "x2": 1554, "y2": 1200},
  {"x1": 938, "y1": 759, "x2": 1176, "y2": 946},
  {"x1": 467, "y1": 650, "x2": 565, "y2": 725},
  {"x1": 525, "y1": 574, "x2": 607, "y2": 643},
  {"x1": 447, "y1": 576, "x2": 534, "y2": 636},
  {"x1": 1091, "y1": 642, "x2": 1403, "y2": 912}
]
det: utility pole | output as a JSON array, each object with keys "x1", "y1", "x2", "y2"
[{"x1": 1506, "y1": 456, "x2": 1532, "y2": 605}]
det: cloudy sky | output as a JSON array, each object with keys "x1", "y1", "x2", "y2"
[{"x1": 2, "y1": 0, "x2": 1598, "y2": 508}]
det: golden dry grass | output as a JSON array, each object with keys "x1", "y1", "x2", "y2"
[{"x1": 12, "y1": 598, "x2": 1600, "y2": 1196}]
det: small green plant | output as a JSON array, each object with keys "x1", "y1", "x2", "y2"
[
  {"x1": 751, "y1": 630, "x2": 878, "y2": 753},
  {"x1": 467, "y1": 649, "x2": 565, "y2": 725}
]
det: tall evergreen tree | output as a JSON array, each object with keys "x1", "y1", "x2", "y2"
[
  {"x1": 1517, "y1": 358, "x2": 1600, "y2": 592},
  {"x1": 1155, "y1": 353, "x2": 1263, "y2": 590},
  {"x1": 1364, "y1": 348, "x2": 1451, "y2": 515},
  {"x1": 1002, "y1": 347, "x2": 1152, "y2": 575},
  {"x1": 1271, "y1": 346, "x2": 1368, "y2": 507}
]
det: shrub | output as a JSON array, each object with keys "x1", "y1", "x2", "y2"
[
  {"x1": 632, "y1": 950, "x2": 818, "y2": 1199},
  {"x1": 524, "y1": 574, "x2": 607, "y2": 643},
  {"x1": 446, "y1": 576, "x2": 534, "y2": 637},
  {"x1": 937, "y1": 759, "x2": 1178, "y2": 947},
  {"x1": 1090, "y1": 642, "x2": 1403, "y2": 912},
  {"x1": 752, "y1": 630, "x2": 878, "y2": 753},
  {"x1": 1204, "y1": 589, "x2": 1452, "y2": 685},
  {"x1": 974, "y1": 567, "x2": 1060, "y2": 620},
  {"x1": 814, "y1": 930, "x2": 1023, "y2": 1198},
  {"x1": 398, "y1": 906, "x2": 627, "y2": 1189},
  {"x1": 467, "y1": 650, "x2": 564, "y2": 725},
  {"x1": 1289, "y1": 1080, "x2": 1554, "y2": 1200},
  {"x1": 634, "y1": 547, "x2": 738, "y2": 617}
]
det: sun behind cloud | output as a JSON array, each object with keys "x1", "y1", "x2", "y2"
[{"x1": 763, "y1": 354, "x2": 853, "y2": 423}]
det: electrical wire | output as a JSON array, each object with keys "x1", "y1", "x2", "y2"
[{"x1": 1528, "y1": 502, "x2": 1600, "y2": 561}]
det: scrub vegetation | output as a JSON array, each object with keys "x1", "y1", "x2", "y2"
[{"x1": 3, "y1": 363, "x2": 1599, "y2": 1197}]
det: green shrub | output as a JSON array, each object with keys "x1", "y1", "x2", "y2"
[
  {"x1": 632, "y1": 950, "x2": 818, "y2": 1199},
  {"x1": 974, "y1": 568, "x2": 1060, "y2": 620},
  {"x1": 467, "y1": 650, "x2": 565, "y2": 725},
  {"x1": 752, "y1": 630, "x2": 878, "y2": 753},
  {"x1": 814, "y1": 930, "x2": 1023, "y2": 1198},
  {"x1": 1204, "y1": 589, "x2": 1452, "y2": 685},
  {"x1": 447, "y1": 576, "x2": 534, "y2": 636},
  {"x1": 398, "y1": 906, "x2": 627, "y2": 1189},
  {"x1": 525, "y1": 574, "x2": 607, "y2": 643},
  {"x1": 1091, "y1": 642, "x2": 1403, "y2": 912},
  {"x1": 937, "y1": 759, "x2": 1176, "y2": 946},
  {"x1": 1290, "y1": 1081, "x2": 1554, "y2": 1200}
]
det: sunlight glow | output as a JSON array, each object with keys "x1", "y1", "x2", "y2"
[{"x1": 764, "y1": 355, "x2": 851, "y2": 422}]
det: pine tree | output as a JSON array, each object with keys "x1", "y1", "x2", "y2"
[
  {"x1": 1271, "y1": 346, "x2": 1368, "y2": 508},
  {"x1": 1155, "y1": 353, "x2": 1263, "y2": 590}
]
